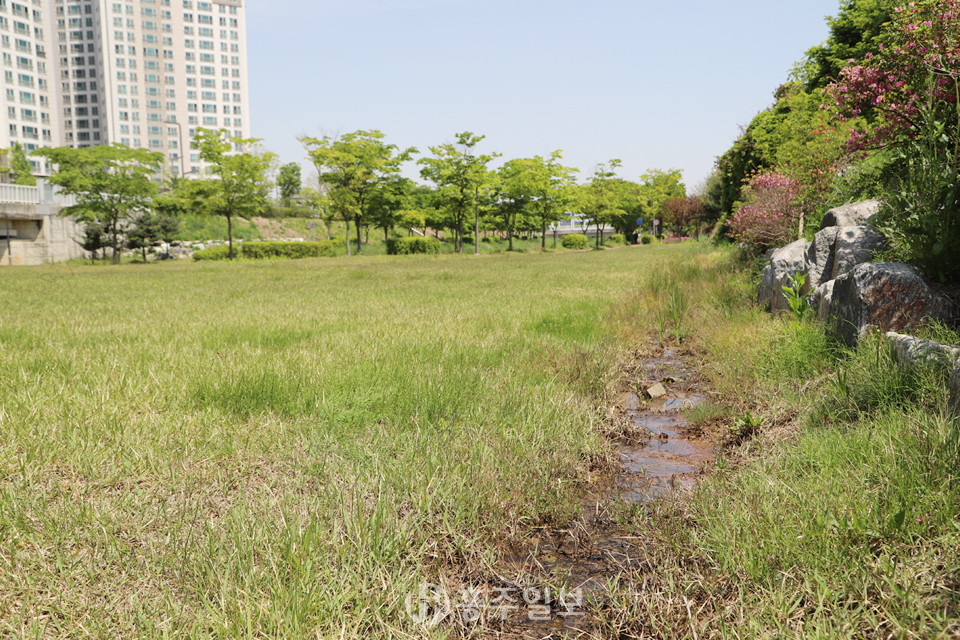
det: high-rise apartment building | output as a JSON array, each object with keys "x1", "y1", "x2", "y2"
[{"x1": 1, "y1": 0, "x2": 249, "y2": 176}]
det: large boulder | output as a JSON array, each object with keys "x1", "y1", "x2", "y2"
[
  {"x1": 803, "y1": 227, "x2": 840, "y2": 293},
  {"x1": 829, "y1": 262, "x2": 956, "y2": 347},
  {"x1": 885, "y1": 332, "x2": 960, "y2": 370},
  {"x1": 831, "y1": 225, "x2": 887, "y2": 280},
  {"x1": 759, "y1": 239, "x2": 809, "y2": 313},
  {"x1": 819, "y1": 199, "x2": 882, "y2": 230},
  {"x1": 950, "y1": 359, "x2": 960, "y2": 418},
  {"x1": 808, "y1": 280, "x2": 837, "y2": 322}
]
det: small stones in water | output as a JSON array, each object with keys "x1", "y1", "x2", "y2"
[{"x1": 646, "y1": 383, "x2": 667, "y2": 399}]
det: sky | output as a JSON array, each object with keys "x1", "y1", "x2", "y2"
[{"x1": 245, "y1": 0, "x2": 843, "y2": 192}]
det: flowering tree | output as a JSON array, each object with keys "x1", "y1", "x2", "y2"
[
  {"x1": 828, "y1": 0, "x2": 960, "y2": 280},
  {"x1": 727, "y1": 171, "x2": 803, "y2": 251},
  {"x1": 828, "y1": 0, "x2": 960, "y2": 152}
]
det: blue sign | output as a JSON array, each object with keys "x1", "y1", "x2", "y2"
[{"x1": 636, "y1": 218, "x2": 643, "y2": 228}]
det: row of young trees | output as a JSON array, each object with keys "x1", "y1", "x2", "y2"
[
  {"x1": 35, "y1": 128, "x2": 275, "y2": 263},
  {"x1": 300, "y1": 130, "x2": 717, "y2": 255},
  {"x1": 33, "y1": 126, "x2": 720, "y2": 264},
  {"x1": 713, "y1": 0, "x2": 960, "y2": 281}
]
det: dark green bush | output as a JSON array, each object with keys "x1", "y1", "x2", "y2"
[
  {"x1": 192, "y1": 245, "x2": 230, "y2": 260},
  {"x1": 561, "y1": 233, "x2": 589, "y2": 250},
  {"x1": 385, "y1": 237, "x2": 442, "y2": 255},
  {"x1": 606, "y1": 233, "x2": 626, "y2": 246},
  {"x1": 640, "y1": 235, "x2": 655, "y2": 245},
  {"x1": 192, "y1": 241, "x2": 336, "y2": 261},
  {"x1": 241, "y1": 241, "x2": 336, "y2": 259}
]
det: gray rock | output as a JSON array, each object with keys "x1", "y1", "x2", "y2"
[
  {"x1": 758, "y1": 239, "x2": 808, "y2": 313},
  {"x1": 809, "y1": 280, "x2": 836, "y2": 322},
  {"x1": 829, "y1": 262, "x2": 956, "y2": 348},
  {"x1": 803, "y1": 227, "x2": 840, "y2": 293},
  {"x1": 950, "y1": 359, "x2": 960, "y2": 418},
  {"x1": 831, "y1": 225, "x2": 887, "y2": 280},
  {"x1": 819, "y1": 199, "x2": 882, "y2": 230},
  {"x1": 885, "y1": 332, "x2": 960, "y2": 370}
]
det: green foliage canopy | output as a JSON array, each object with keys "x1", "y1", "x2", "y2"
[{"x1": 35, "y1": 144, "x2": 163, "y2": 264}]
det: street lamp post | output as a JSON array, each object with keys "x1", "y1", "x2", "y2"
[{"x1": 164, "y1": 119, "x2": 185, "y2": 177}]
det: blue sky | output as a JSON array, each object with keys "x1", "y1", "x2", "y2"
[{"x1": 246, "y1": 0, "x2": 843, "y2": 191}]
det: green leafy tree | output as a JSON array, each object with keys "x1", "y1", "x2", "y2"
[
  {"x1": 193, "y1": 128, "x2": 276, "y2": 259},
  {"x1": 800, "y1": 0, "x2": 896, "y2": 91},
  {"x1": 636, "y1": 168, "x2": 685, "y2": 235},
  {"x1": 301, "y1": 130, "x2": 415, "y2": 256},
  {"x1": 277, "y1": 162, "x2": 302, "y2": 207},
  {"x1": 577, "y1": 161, "x2": 626, "y2": 248},
  {"x1": 418, "y1": 132, "x2": 498, "y2": 254},
  {"x1": 10, "y1": 143, "x2": 35, "y2": 186},
  {"x1": 35, "y1": 144, "x2": 163, "y2": 264},
  {"x1": 517, "y1": 152, "x2": 578, "y2": 250},
  {"x1": 367, "y1": 175, "x2": 418, "y2": 242}
]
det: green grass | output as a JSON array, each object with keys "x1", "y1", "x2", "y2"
[
  {"x1": 602, "y1": 250, "x2": 960, "y2": 639},
  {"x1": 4, "y1": 241, "x2": 957, "y2": 638},
  {"x1": 0, "y1": 245, "x2": 688, "y2": 638}
]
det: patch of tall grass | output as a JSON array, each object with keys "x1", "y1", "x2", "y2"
[{"x1": 604, "y1": 245, "x2": 960, "y2": 638}]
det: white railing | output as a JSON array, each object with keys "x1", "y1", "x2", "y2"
[
  {"x1": 0, "y1": 181, "x2": 76, "y2": 207},
  {"x1": 0, "y1": 183, "x2": 40, "y2": 204}
]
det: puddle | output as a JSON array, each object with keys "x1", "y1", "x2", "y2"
[{"x1": 456, "y1": 347, "x2": 717, "y2": 638}]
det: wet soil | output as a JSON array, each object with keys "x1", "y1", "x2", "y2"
[{"x1": 455, "y1": 347, "x2": 718, "y2": 638}]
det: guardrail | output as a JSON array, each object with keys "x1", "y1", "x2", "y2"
[{"x1": 0, "y1": 181, "x2": 76, "y2": 207}]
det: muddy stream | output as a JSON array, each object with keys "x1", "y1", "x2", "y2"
[{"x1": 455, "y1": 348, "x2": 716, "y2": 638}]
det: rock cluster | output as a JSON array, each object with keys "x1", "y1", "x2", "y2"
[
  {"x1": 759, "y1": 199, "x2": 955, "y2": 348},
  {"x1": 757, "y1": 200, "x2": 959, "y2": 418}
]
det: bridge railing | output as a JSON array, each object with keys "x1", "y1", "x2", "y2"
[{"x1": 0, "y1": 180, "x2": 76, "y2": 207}]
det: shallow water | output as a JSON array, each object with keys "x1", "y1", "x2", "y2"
[{"x1": 477, "y1": 347, "x2": 717, "y2": 638}]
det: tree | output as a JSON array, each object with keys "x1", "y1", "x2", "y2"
[
  {"x1": 126, "y1": 213, "x2": 159, "y2": 263},
  {"x1": 35, "y1": 144, "x2": 163, "y2": 264},
  {"x1": 663, "y1": 195, "x2": 707, "y2": 236},
  {"x1": 367, "y1": 175, "x2": 417, "y2": 242},
  {"x1": 800, "y1": 0, "x2": 897, "y2": 91},
  {"x1": 10, "y1": 143, "x2": 35, "y2": 186},
  {"x1": 277, "y1": 162, "x2": 302, "y2": 207},
  {"x1": 301, "y1": 130, "x2": 415, "y2": 256},
  {"x1": 418, "y1": 132, "x2": 497, "y2": 254},
  {"x1": 77, "y1": 220, "x2": 106, "y2": 264},
  {"x1": 636, "y1": 169, "x2": 686, "y2": 236},
  {"x1": 193, "y1": 128, "x2": 276, "y2": 259},
  {"x1": 519, "y1": 152, "x2": 578, "y2": 250},
  {"x1": 579, "y1": 161, "x2": 625, "y2": 248}
]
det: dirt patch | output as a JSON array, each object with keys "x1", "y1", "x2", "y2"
[
  {"x1": 250, "y1": 217, "x2": 306, "y2": 240},
  {"x1": 412, "y1": 345, "x2": 720, "y2": 638}
]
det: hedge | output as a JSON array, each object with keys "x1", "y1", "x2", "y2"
[
  {"x1": 192, "y1": 241, "x2": 336, "y2": 261},
  {"x1": 606, "y1": 234, "x2": 626, "y2": 246},
  {"x1": 192, "y1": 245, "x2": 230, "y2": 260},
  {"x1": 561, "y1": 233, "x2": 589, "y2": 250},
  {"x1": 385, "y1": 237, "x2": 442, "y2": 255},
  {"x1": 241, "y1": 241, "x2": 336, "y2": 259}
]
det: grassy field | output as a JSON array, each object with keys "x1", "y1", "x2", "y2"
[
  {"x1": 0, "y1": 244, "x2": 683, "y2": 637},
  {"x1": 2, "y1": 243, "x2": 957, "y2": 638}
]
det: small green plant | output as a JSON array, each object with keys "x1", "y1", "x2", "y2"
[
  {"x1": 667, "y1": 286, "x2": 688, "y2": 342},
  {"x1": 640, "y1": 234, "x2": 655, "y2": 245},
  {"x1": 605, "y1": 233, "x2": 626, "y2": 247},
  {"x1": 781, "y1": 271, "x2": 810, "y2": 322},
  {"x1": 561, "y1": 233, "x2": 589, "y2": 250}
]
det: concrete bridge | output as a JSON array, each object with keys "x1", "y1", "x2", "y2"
[{"x1": 0, "y1": 182, "x2": 83, "y2": 266}]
